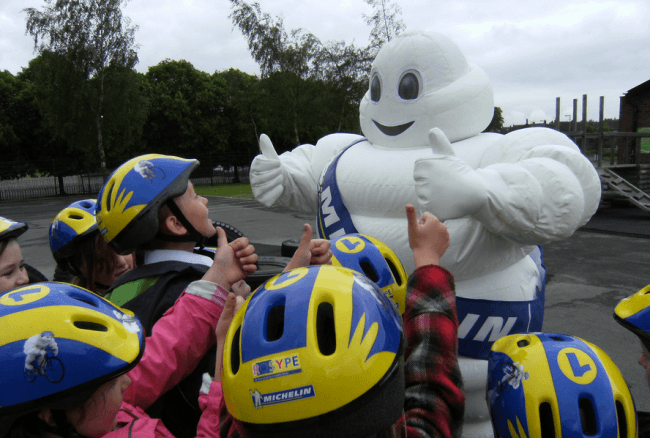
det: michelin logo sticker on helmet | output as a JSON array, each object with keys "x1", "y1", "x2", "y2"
[{"x1": 250, "y1": 385, "x2": 315, "y2": 409}]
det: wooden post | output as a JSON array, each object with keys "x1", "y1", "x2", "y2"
[
  {"x1": 555, "y1": 97, "x2": 560, "y2": 131},
  {"x1": 582, "y1": 94, "x2": 588, "y2": 155},
  {"x1": 598, "y1": 96, "x2": 604, "y2": 167}
]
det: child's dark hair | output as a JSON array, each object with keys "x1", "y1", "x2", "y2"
[
  {"x1": 0, "y1": 238, "x2": 13, "y2": 257},
  {"x1": 63, "y1": 232, "x2": 118, "y2": 294},
  {"x1": 4, "y1": 410, "x2": 83, "y2": 438}
]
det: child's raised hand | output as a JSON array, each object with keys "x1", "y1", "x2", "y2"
[
  {"x1": 229, "y1": 236, "x2": 258, "y2": 272},
  {"x1": 215, "y1": 292, "x2": 245, "y2": 379},
  {"x1": 406, "y1": 204, "x2": 450, "y2": 268},
  {"x1": 232, "y1": 279, "x2": 252, "y2": 299},
  {"x1": 203, "y1": 227, "x2": 258, "y2": 290},
  {"x1": 309, "y1": 237, "x2": 332, "y2": 266},
  {"x1": 283, "y1": 224, "x2": 332, "y2": 271}
]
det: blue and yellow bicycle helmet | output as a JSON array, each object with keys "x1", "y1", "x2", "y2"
[
  {"x1": 222, "y1": 265, "x2": 405, "y2": 438},
  {"x1": 96, "y1": 154, "x2": 200, "y2": 254},
  {"x1": 487, "y1": 332, "x2": 636, "y2": 438},
  {"x1": 49, "y1": 199, "x2": 98, "y2": 262},
  {"x1": 0, "y1": 216, "x2": 28, "y2": 243},
  {"x1": 330, "y1": 233, "x2": 408, "y2": 314},
  {"x1": 0, "y1": 282, "x2": 144, "y2": 437},
  {"x1": 614, "y1": 284, "x2": 650, "y2": 351}
]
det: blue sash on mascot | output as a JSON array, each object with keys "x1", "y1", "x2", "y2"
[
  {"x1": 457, "y1": 246, "x2": 546, "y2": 360},
  {"x1": 317, "y1": 141, "x2": 546, "y2": 360},
  {"x1": 317, "y1": 138, "x2": 368, "y2": 239}
]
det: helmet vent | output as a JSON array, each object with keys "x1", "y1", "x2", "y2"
[
  {"x1": 230, "y1": 327, "x2": 241, "y2": 375},
  {"x1": 316, "y1": 302, "x2": 336, "y2": 356},
  {"x1": 517, "y1": 339, "x2": 530, "y2": 347},
  {"x1": 550, "y1": 336, "x2": 566, "y2": 341},
  {"x1": 105, "y1": 182, "x2": 115, "y2": 212},
  {"x1": 69, "y1": 214, "x2": 84, "y2": 220},
  {"x1": 579, "y1": 398, "x2": 597, "y2": 435},
  {"x1": 359, "y1": 261, "x2": 379, "y2": 283},
  {"x1": 539, "y1": 402, "x2": 556, "y2": 437},
  {"x1": 385, "y1": 259, "x2": 403, "y2": 286},
  {"x1": 67, "y1": 290, "x2": 100, "y2": 307},
  {"x1": 616, "y1": 400, "x2": 628, "y2": 438},
  {"x1": 74, "y1": 321, "x2": 108, "y2": 332},
  {"x1": 266, "y1": 305, "x2": 285, "y2": 342},
  {"x1": 80, "y1": 201, "x2": 93, "y2": 208}
]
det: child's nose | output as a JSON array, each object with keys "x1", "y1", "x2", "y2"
[{"x1": 17, "y1": 268, "x2": 29, "y2": 287}]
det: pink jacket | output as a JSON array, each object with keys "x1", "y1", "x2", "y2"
[{"x1": 103, "y1": 281, "x2": 228, "y2": 438}]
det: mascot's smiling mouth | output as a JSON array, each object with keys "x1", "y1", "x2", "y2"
[{"x1": 373, "y1": 120, "x2": 415, "y2": 136}]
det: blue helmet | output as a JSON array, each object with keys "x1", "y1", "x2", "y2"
[
  {"x1": 49, "y1": 199, "x2": 98, "y2": 261},
  {"x1": 0, "y1": 282, "x2": 144, "y2": 436},
  {"x1": 487, "y1": 332, "x2": 636, "y2": 438}
]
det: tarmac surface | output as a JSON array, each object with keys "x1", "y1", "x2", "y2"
[{"x1": 3, "y1": 195, "x2": 650, "y2": 411}]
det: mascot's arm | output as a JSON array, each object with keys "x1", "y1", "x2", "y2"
[
  {"x1": 250, "y1": 134, "x2": 318, "y2": 212},
  {"x1": 250, "y1": 133, "x2": 363, "y2": 213},
  {"x1": 414, "y1": 128, "x2": 600, "y2": 244},
  {"x1": 473, "y1": 128, "x2": 601, "y2": 243}
]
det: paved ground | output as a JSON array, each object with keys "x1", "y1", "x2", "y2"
[{"x1": 3, "y1": 196, "x2": 650, "y2": 411}]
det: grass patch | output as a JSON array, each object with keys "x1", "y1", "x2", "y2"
[{"x1": 194, "y1": 183, "x2": 254, "y2": 198}]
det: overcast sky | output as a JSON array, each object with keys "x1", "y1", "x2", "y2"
[{"x1": 2, "y1": 0, "x2": 648, "y2": 127}]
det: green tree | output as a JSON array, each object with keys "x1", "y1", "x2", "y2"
[
  {"x1": 215, "y1": 68, "x2": 262, "y2": 167},
  {"x1": 484, "y1": 107, "x2": 504, "y2": 133},
  {"x1": 142, "y1": 59, "x2": 228, "y2": 158},
  {"x1": 24, "y1": 0, "x2": 142, "y2": 178},
  {"x1": 229, "y1": 0, "x2": 322, "y2": 146},
  {"x1": 229, "y1": 0, "x2": 370, "y2": 147},
  {"x1": 363, "y1": 0, "x2": 405, "y2": 57}
]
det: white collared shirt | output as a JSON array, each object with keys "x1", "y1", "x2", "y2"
[{"x1": 144, "y1": 249, "x2": 213, "y2": 268}]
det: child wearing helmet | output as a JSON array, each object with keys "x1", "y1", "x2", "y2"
[
  {"x1": 0, "y1": 226, "x2": 253, "y2": 438},
  {"x1": 213, "y1": 204, "x2": 464, "y2": 438},
  {"x1": 328, "y1": 233, "x2": 408, "y2": 313},
  {"x1": 614, "y1": 284, "x2": 650, "y2": 437},
  {"x1": 487, "y1": 332, "x2": 637, "y2": 438},
  {"x1": 94, "y1": 154, "x2": 330, "y2": 438},
  {"x1": 0, "y1": 216, "x2": 48, "y2": 294},
  {"x1": 49, "y1": 199, "x2": 134, "y2": 296}
]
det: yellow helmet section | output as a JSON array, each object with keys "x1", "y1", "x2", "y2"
[
  {"x1": 330, "y1": 233, "x2": 408, "y2": 314},
  {"x1": 222, "y1": 265, "x2": 403, "y2": 425},
  {"x1": 0, "y1": 216, "x2": 28, "y2": 241},
  {"x1": 0, "y1": 283, "x2": 141, "y2": 363},
  {"x1": 615, "y1": 284, "x2": 650, "y2": 320}
]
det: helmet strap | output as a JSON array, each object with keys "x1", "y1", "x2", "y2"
[{"x1": 156, "y1": 200, "x2": 207, "y2": 249}]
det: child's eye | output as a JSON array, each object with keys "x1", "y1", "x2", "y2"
[{"x1": 2, "y1": 270, "x2": 13, "y2": 277}]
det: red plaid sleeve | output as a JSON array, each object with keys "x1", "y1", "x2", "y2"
[{"x1": 391, "y1": 265, "x2": 464, "y2": 438}]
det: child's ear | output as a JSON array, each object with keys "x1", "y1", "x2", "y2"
[
  {"x1": 162, "y1": 214, "x2": 188, "y2": 236},
  {"x1": 38, "y1": 409, "x2": 55, "y2": 426}
]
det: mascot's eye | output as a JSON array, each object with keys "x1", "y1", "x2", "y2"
[
  {"x1": 370, "y1": 75, "x2": 381, "y2": 102},
  {"x1": 398, "y1": 72, "x2": 419, "y2": 100}
]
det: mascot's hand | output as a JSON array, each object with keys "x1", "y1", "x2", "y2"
[
  {"x1": 250, "y1": 134, "x2": 284, "y2": 206},
  {"x1": 413, "y1": 128, "x2": 488, "y2": 221}
]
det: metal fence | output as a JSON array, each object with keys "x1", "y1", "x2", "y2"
[{"x1": 0, "y1": 167, "x2": 250, "y2": 201}]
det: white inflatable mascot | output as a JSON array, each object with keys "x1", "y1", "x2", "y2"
[{"x1": 250, "y1": 30, "x2": 601, "y2": 437}]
